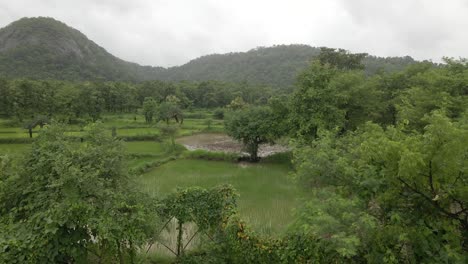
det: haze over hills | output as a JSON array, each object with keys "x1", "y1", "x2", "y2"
[{"x1": 0, "y1": 17, "x2": 418, "y2": 86}]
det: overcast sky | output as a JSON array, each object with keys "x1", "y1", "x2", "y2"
[{"x1": 1, "y1": 0, "x2": 467, "y2": 67}]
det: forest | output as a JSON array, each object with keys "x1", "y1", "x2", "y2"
[{"x1": 0, "y1": 48, "x2": 467, "y2": 264}]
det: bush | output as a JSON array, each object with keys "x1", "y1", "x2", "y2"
[
  {"x1": 213, "y1": 109, "x2": 224, "y2": 120},
  {"x1": 197, "y1": 218, "x2": 346, "y2": 264},
  {"x1": 118, "y1": 134, "x2": 161, "y2": 141}
]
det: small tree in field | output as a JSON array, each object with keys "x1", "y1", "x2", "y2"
[
  {"x1": 142, "y1": 97, "x2": 158, "y2": 123},
  {"x1": 160, "y1": 124, "x2": 179, "y2": 148},
  {"x1": 224, "y1": 107, "x2": 279, "y2": 162}
]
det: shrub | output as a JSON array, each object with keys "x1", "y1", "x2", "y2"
[
  {"x1": 213, "y1": 109, "x2": 224, "y2": 120},
  {"x1": 197, "y1": 218, "x2": 346, "y2": 264},
  {"x1": 118, "y1": 134, "x2": 161, "y2": 141}
]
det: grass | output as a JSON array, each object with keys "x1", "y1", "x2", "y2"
[
  {"x1": 139, "y1": 159, "x2": 302, "y2": 235},
  {"x1": 125, "y1": 141, "x2": 167, "y2": 156},
  {"x1": 0, "y1": 143, "x2": 30, "y2": 154}
]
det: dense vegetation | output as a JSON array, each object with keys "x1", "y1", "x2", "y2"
[
  {"x1": 0, "y1": 78, "x2": 275, "y2": 125},
  {"x1": 162, "y1": 45, "x2": 419, "y2": 88},
  {"x1": 0, "y1": 25, "x2": 466, "y2": 263},
  {"x1": 0, "y1": 17, "x2": 421, "y2": 87}
]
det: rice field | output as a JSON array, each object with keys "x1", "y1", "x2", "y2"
[
  {"x1": 139, "y1": 159, "x2": 301, "y2": 235},
  {"x1": 0, "y1": 111, "x2": 300, "y2": 238}
]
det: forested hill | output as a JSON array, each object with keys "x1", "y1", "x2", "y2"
[
  {"x1": 0, "y1": 17, "x2": 419, "y2": 86},
  {"x1": 0, "y1": 17, "x2": 164, "y2": 81},
  {"x1": 154, "y1": 46, "x2": 418, "y2": 87}
]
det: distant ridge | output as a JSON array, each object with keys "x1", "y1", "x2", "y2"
[{"x1": 0, "y1": 17, "x2": 418, "y2": 86}]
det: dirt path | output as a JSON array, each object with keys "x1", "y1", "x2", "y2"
[{"x1": 176, "y1": 133, "x2": 289, "y2": 157}]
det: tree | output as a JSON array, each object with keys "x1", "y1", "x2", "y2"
[
  {"x1": 292, "y1": 112, "x2": 468, "y2": 262},
  {"x1": 77, "y1": 83, "x2": 104, "y2": 121},
  {"x1": 317, "y1": 47, "x2": 367, "y2": 71},
  {"x1": 289, "y1": 59, "x2": 385, "y2": 141},
  {"x1": 157, "y1": 101, "x2": 184, "y2": 124},
  {"x1": 0, "y1": 123, "x2": 157, "y2": 263},
  {"x1": 224, "y1": 107, "x2": 280, "y2": 161},
  {"x1": 226, "y1": 96, "x2": 247, "y2": 110},
  {"x1": 142, "y1": 97, "x2": 158, "y2": 123},
  {"x1": 289, "y1": 61, "x2": 343, "y2": 140}
]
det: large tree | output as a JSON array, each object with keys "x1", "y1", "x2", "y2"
[{"x1": 224, "y1": 106, "x2": 280, "y2": 161}]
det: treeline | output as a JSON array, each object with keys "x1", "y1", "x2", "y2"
[{"x1": 0, "y1": 78, "x2": 276, "y2": 122}]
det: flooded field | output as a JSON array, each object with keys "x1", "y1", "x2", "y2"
[{"x1": 176, "y1": 133, "x2": 288, "y2": 157}]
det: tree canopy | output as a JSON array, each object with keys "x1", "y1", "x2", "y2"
[{"x1": 0, "y1": 123, "x2": 158, "y2": 263}]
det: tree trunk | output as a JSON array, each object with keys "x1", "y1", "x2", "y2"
[
  {"x1": 116, "y1": 240, "x2": 124, "y2": 264},
  {"x1": 176, "y1": 220, "x2": 183, "y2": 257},
  {"x1": 248, "y1": 142, "x2": 259, "y2": 162}
]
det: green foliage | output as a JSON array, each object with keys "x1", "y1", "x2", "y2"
[
  {"x1": 395, "y1": 59, "x2": 468, "y2": 130},
  {"x1": 213, "y1": 108, "x2": 224, "y2": 119},
  {"x1": 157, "y1": 185, "x2": 237, "y2": 257},
  {"x1": 159, "y1": 124, "x2": 180, "y2": 148},
  {"x1": 142, "y1": 97, "x2": 158, "y2": 123},
  {"x1": 157, "y1": 101, "x2": 184, "y2": 124},
  {"x1": 154, "y1": 45, "x2": 417, "y2": 88},
  {"x1": 290, "y1": 189, "x2": 375, "y2": 259},
  {"x1": 289, "y1": 59, "x2": 384, "y2": 141},
  {"x1": 158, "y1": 185, "x2": 237, "y2": 232},
  {"x1": 317, "y1": 47, "x2": 367, "y2": 70},
  {"x1": 225, "y1": 107, "x2": 282, "y2": 161},
  {"x1": 289, "y1": 61, "x2": 342, "y2": 140},
  {"x1": 197, "y1": 217, "x2": 346, "y2": 263},
  {"x1": 0, "y1": 123, "x2": 158, "y2": 263},
  {"x1": 226, "y1": 96, "x2": 248, "y2": 110},
  {"x1": 292, "y1": 112, "x2": 468, "y2": 262}
]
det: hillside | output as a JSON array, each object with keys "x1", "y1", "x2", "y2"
[
  {"x1": 155, "y1": 45, "x2": 417, "y2": 87},
  {"x1": 0, "y1": 17, "x2": 418, "y2": 86},
  {"x1": 0, "y1": 17, "x2": 163, "y2": 81}
]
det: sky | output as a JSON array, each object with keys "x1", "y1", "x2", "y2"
[{"x1": 0, "y1": 0, "x2": 467, "y2": 67}]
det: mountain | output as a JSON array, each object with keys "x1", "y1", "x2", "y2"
[
  {"x1": 0, "y1": 17, "x2": 418, "y2": 86},
  {"x1": 0, "y1": 17, "x2": 163, "y2": 81}
]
